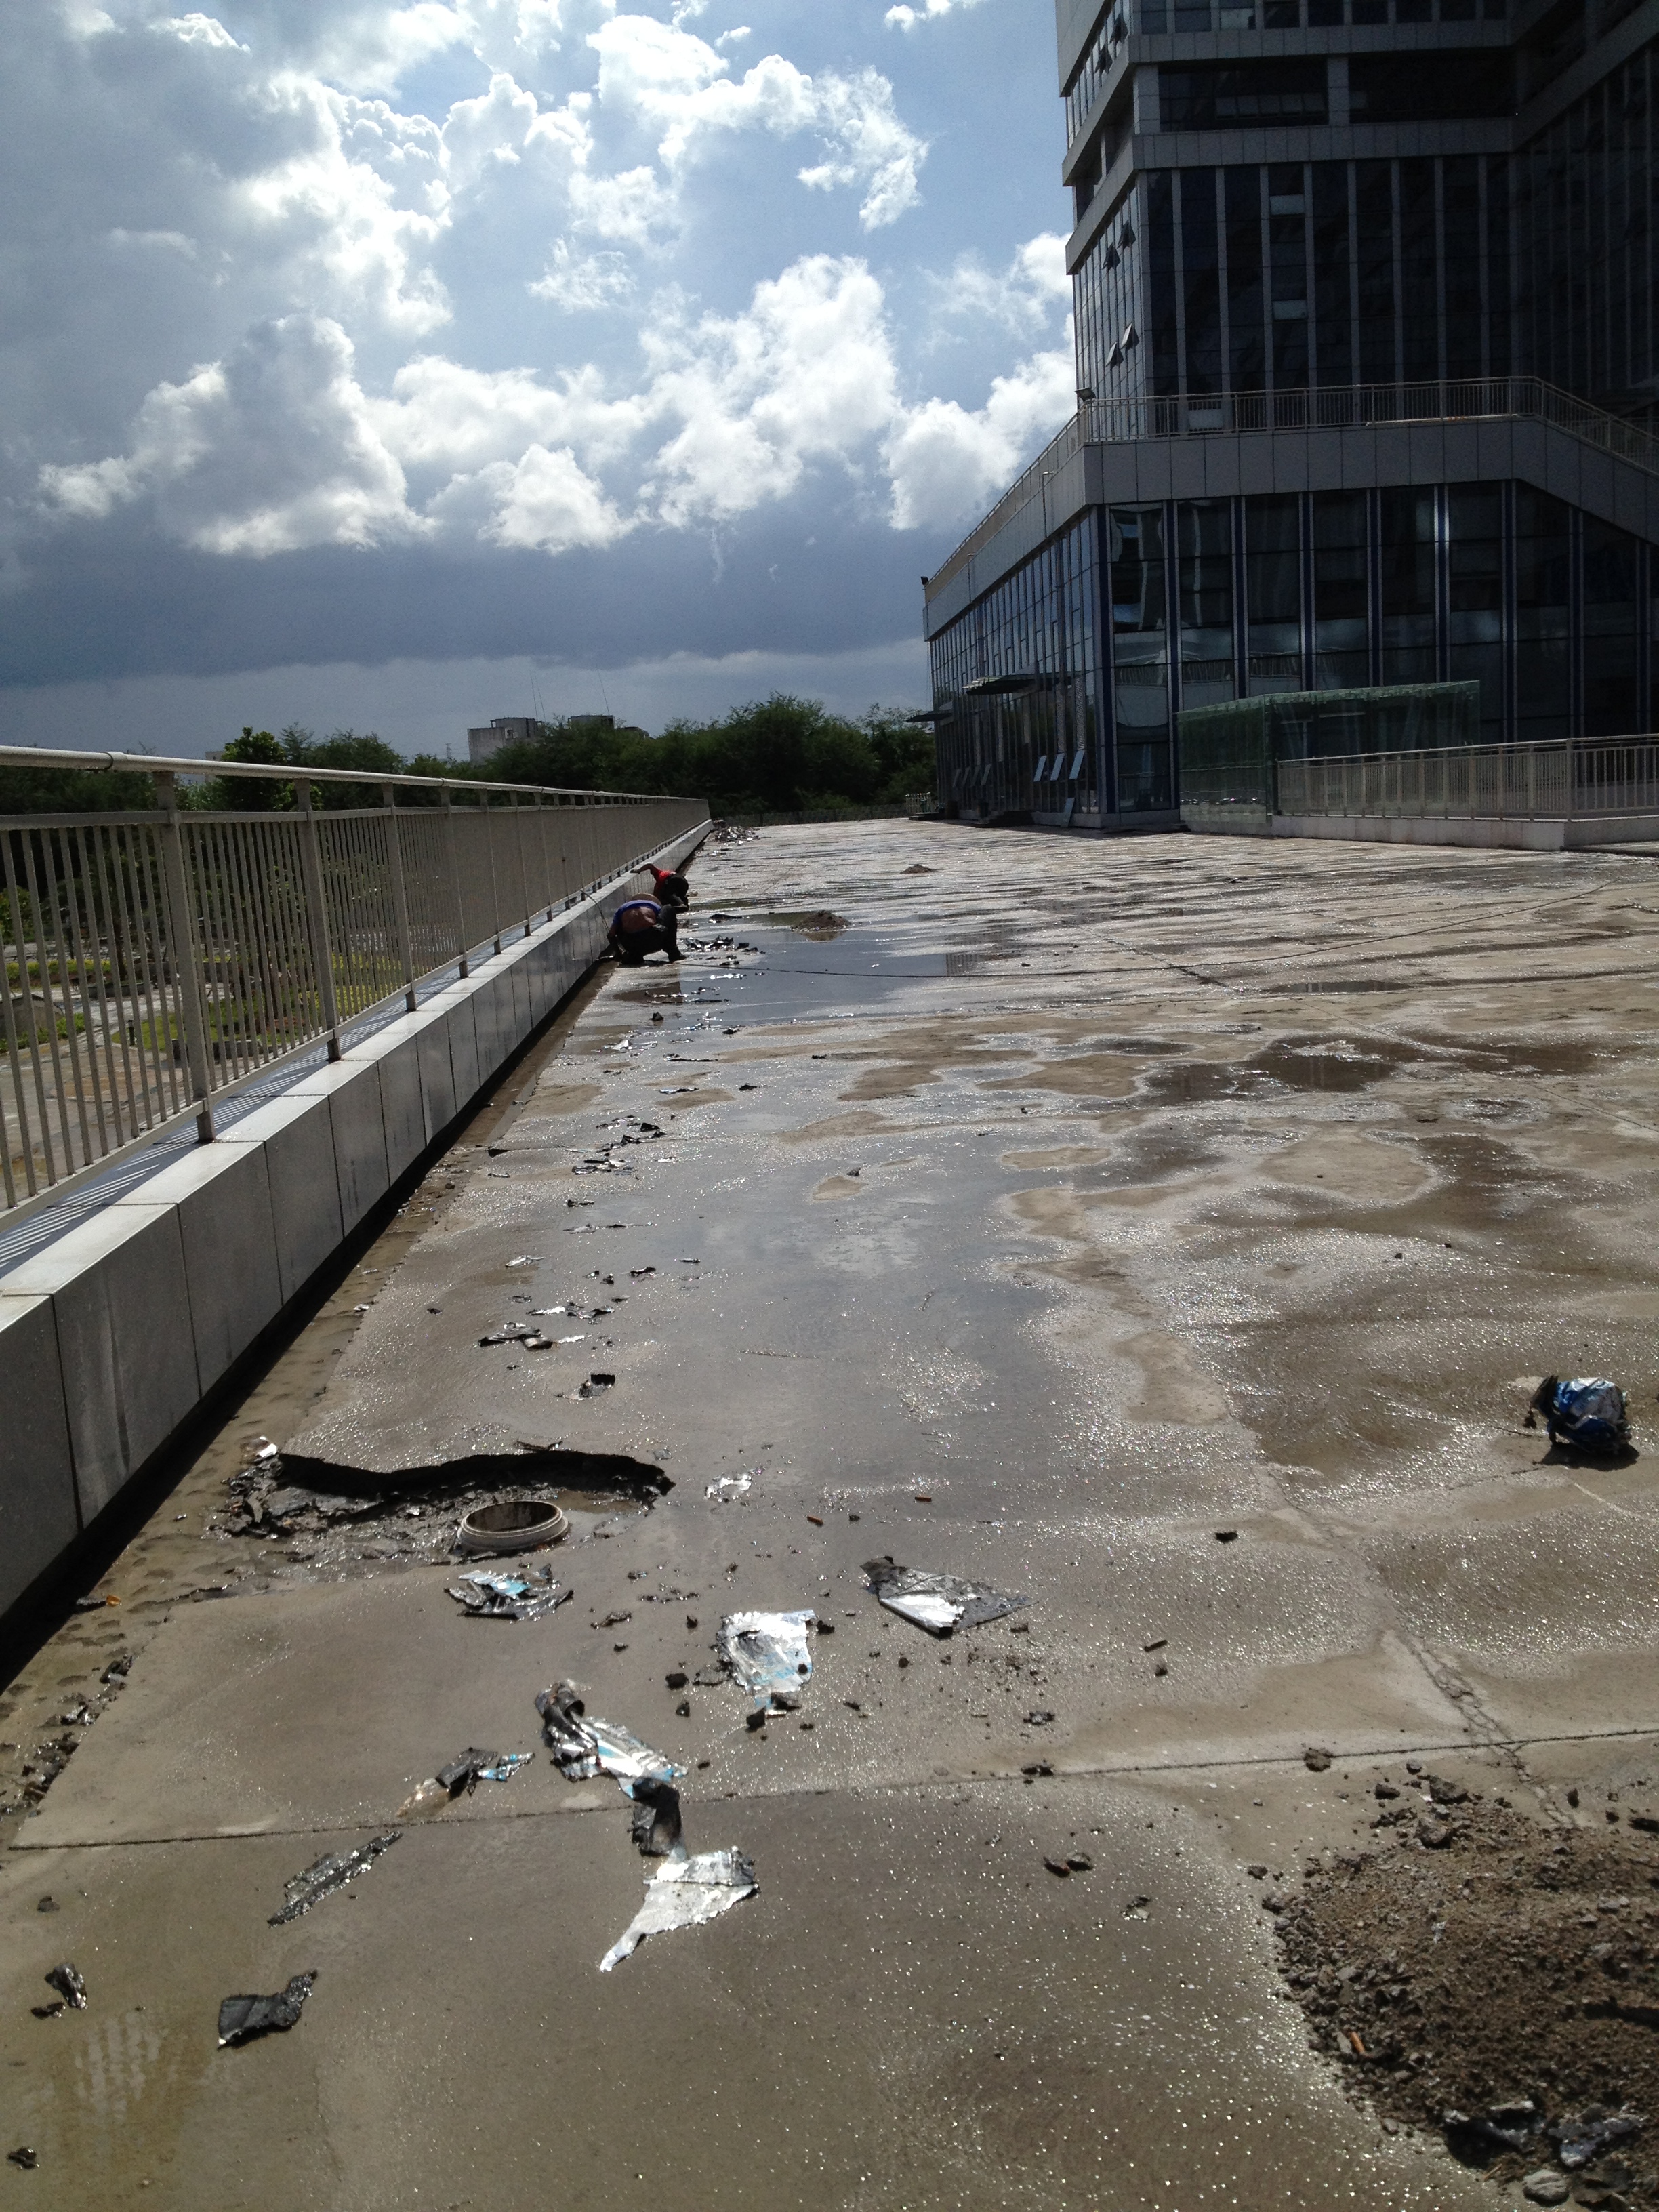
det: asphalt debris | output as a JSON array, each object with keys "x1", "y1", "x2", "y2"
[
  {"x1": 269, "y1": 1832, "x2": 401, "y2": 1925},
  {"x1": 218, "y1": 1973, "x2": 317, "y2": 2048}
]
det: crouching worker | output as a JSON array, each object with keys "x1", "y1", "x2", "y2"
[
  {"x1": 648, "y1": 864, "x2": 691, "y2": 909},
  {"x1": 608, "y1": 893, "x2": 681, "y2": 964}
]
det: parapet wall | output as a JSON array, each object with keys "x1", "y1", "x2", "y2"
[{"x1": 0, "y1": 825, "x2": 707, "y2": 1624}]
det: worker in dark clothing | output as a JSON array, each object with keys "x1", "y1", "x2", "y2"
[
  {"x1": 608, "y1": 893, "x2": 682, "y2": 964},
  {"x1": 648, "y1": 865, "x2": 691, "y2": 909}
]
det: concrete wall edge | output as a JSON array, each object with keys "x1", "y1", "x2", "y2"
[{"x1": 0, "y1": 820, "x2": 709, "y2": 1626}]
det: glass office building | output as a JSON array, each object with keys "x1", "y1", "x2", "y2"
[{"x1": 922, "y1": 0, "x2": 1659, "y2": 828}]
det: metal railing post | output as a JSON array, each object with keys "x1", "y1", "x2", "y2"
[
  {"x1": 485, "y1": 796, "x2": 504, "y2": 956},
  {"x1": 439, "y1": 787, "x2": 470, "y2": 979},
  {"x1": 381, "y1": 783, "x2": 418, "y2": 1012},
  {"x1": 535, "y1": 795, "x2": 555, "y2": 921},
  {"x1": 295, "y1": 781, "x2": 342, "y2": 1061},
  {"x1": 153, "y1": 772, "x2": 216, "y2": 1142},
  {"x1": 512, "y1": 793, "x2": 531, "y2": 938}
]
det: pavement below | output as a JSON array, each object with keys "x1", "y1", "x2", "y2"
[{"x1": 7, "y1": 819, "x2": 1659, "y2": 2209}]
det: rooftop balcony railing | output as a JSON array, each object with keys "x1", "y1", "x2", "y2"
[
  {"x1": 926, "y1": 377, "x2": 1659, "y2": 600},
  {"x1": 1277, "y1": 735, "x2": 1659, "y2": 822},
  {"x1": 0, "y1": 747, "x2": 706, "y2": 1224}
]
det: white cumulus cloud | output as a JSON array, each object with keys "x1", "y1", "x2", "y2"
[
  {"x1": 590, "y1": 15, "x2": 926, "y2": 229},
  {"x1": 529, "y1": 242, "x2": 636, "y2": 308},
  {"x1": 936, "y1": 232, "x2": 1071, "y2": 331},
  {"x1": 640, "y1": 255, "x2": 899, "y2": 523},
  {"x1": 479, "y1": 442, "x2": 632, "y2": 550},
  {"x1": 39, "y1": 314, "x2": 416, "y2": 555},
  {"x1": 885, "y1": 0, "x2": 989, "y2": 27},
  {"x1": 884, "y1": 333, "x2": 1077, "y2": 532}
]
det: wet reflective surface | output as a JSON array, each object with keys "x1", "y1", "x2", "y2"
[{"x1": 9, "y1": 822, "x2": 1659, "y2": 2209}]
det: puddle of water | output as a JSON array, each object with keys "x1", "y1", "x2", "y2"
[
  {"x1": 1135, "y1": 1061, "x2": 1283, "y2": 1105},
  {"x1": 1135, "y1": 1035, "x2": 1439, "y2": 1103},
  {"x1": 1251, "y1": 1040, "x2": 1418, "y2": 1092}
]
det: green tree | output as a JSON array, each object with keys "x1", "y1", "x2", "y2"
[
  {"x1": 860, "y1": 708, "x2": 936, "y2": 803},
  {"x1": 0, "y1": 760, "x2": 159, "y2": 814},
  {"x1": 470, "y1": 693, "x2": 927, "y2": 816},
  {"x1": 201, "y1": 725, "x2": 408, "y2": 811}
]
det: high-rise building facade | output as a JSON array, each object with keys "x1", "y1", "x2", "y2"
[{"x1": 923, "y1": 0, "x2": 1659, "y2": 829}]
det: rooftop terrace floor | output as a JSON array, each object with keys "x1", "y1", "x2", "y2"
[{"x1": 7, "y1": 819, "x2": 1659, "y2": 2209}]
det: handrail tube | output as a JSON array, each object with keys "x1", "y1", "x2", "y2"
[
  {"x1": 0, "y1": 741, "x2": 698, "y2": 803},
  {"x1": 0, "y1": 783, "x2": 706, "y2": 1226},
  {"x1": 1273, "y1": 736, "x2": 1659, "y2": 823}
]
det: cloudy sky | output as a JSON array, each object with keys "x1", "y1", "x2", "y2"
[{"x1": 1, "y1": 0, "x2": 1072, "y2": 756}]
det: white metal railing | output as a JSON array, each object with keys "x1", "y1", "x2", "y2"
[
  {"x1": 1276, "y1": 737, "x2": 1659, "y2": 822},
  {"x1": 927, "y1": 376, "x2": 1659, "y2": 599},
  {"x1": 0, "y1": 747, "x2": 706, "y2": 1222}
]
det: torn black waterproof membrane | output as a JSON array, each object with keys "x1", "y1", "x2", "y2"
[
  {"x1": 225, "y1": 1447, "x2": 670, "y2": 1553},
  {"x1": 268, "y1": 1832, "x2": 401, "y2": 1926},
  {"x1": 628, "y1": 1776, "x2": 684, "y2": 1858},
  {"x1": 218, "y1": 1973, "x2": 316, "y2": 2047},
  {"x1": 861, "y1": 1559, "x2": 1029, "y2": 1637}
]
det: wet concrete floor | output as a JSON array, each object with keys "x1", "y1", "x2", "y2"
[{"x1": 7, "y1": 821, "x2": 1659, "y2": 2207}]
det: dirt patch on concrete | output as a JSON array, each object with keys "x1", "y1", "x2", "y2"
[
  {"x1": 769, "y1": 909, "x2": 850, "y2": 938},
  {"x1": 1277, "y1": 1795, "x2": 1659, "y2": 2203}
]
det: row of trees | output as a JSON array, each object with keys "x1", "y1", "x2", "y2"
[{"x1": 0, "y1": 696, "x2": 935, "y2": 817}]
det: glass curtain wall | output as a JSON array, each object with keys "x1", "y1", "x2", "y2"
[
  {"x1": 1109, "y1": 506, "x2": 1174, "y2": 807},
  {"x1": 930, "y1": 483, "x2": 1654, "y2": 820},
  {"x1": 1179, "y1": 502, "x2": 1236, "y2": 709},
  {"x1": 1246, "y1": 496, "x2": 1303, "y2": 692},
  {"x1": 1076, "y1": 197, "x2": 1147, "y2": 409},
  {"x1": 928, "y1": 518, "x2": 1104, "y2": 816},
  {"x1": 1447, "y1": 484, "x2": 1504, "y2": 735},
  {"x1": 1312, "y1": 492, "x2": 1370, "y2": 691},
  {"x1": 1117, "y1": 156, "x2": 1515, "y2": 403},
  {"x1": 1514, "y1": 487, "x2": 1572, "y2": 741},
  {"x1": 1514, "y1": 42, "x2": 1658, "y2": 422}
]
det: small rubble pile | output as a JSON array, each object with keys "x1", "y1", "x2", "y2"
[
  {"x1": 575, "y1": 1117, "x2": 664, "y2": 1176},
  {"x1": 1275, "y1": 1795, "x2": 1659, "y2": 2204},
  {"x1": 678, "y1": 933, "x2": 757, "y2": 956},
  {"x1": 1, "y1": 1654, "x2": 130, "y2": 1820}
]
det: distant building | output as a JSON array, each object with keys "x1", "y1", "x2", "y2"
[
  {"x1": 466, "y1": 716, "x2": 537, "y2": 764},
  {"x1": 923, "y1": 0, "x2": 1659, "y2": 832},
  {"x1": 466, "y1": 712, "x2": 648, "y2": 765}
]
